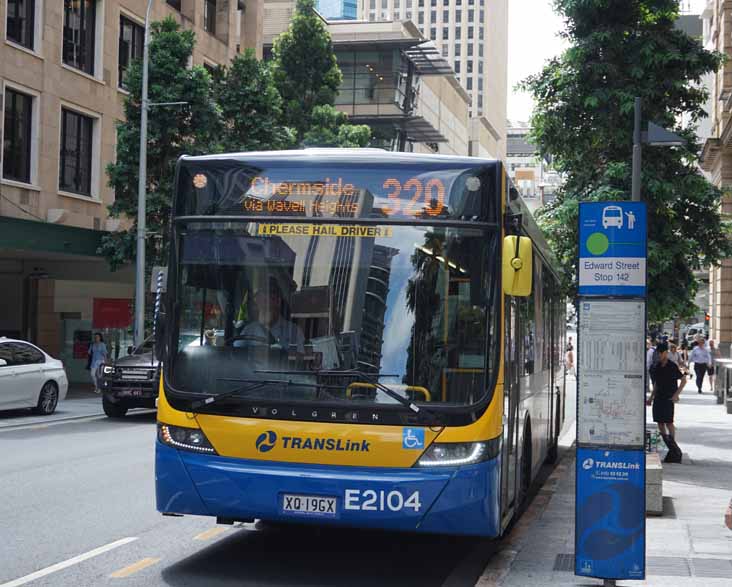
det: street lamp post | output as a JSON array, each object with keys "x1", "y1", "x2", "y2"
[
  {"x1": 133, "y1": 1, "x2": 187, "y2": 347},
  {"x1": 134, "y1": 0, "x2": 154, "y2": 348},
  {"x1": 630, "y1": 97, "x2": 686, "y2": 204}
]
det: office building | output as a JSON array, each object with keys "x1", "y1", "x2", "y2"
[{"x1": 0, "y1": 0, "x2": 254, "y2": 382}]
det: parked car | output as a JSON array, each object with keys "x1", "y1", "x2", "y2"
[
  {"x1": 0, "y1": 337, "x2": 68, "y2": 414},
  {"x1": 98, "y1": 337, "x2": 158, "y2": 418}
]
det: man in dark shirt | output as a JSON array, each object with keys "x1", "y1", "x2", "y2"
[{"x1": 647, "y1": 342, "x2": 687, "y2": 463}]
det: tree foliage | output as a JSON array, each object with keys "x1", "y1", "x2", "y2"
[
  {"x1": 271, "y1": 0, "x2": 369, "y2": 146},
  {"x1": 214, "y1": 49, "x2": 294, "y2": 152},
  {"x1": 101, "y1": 17, "x2": 219, "y2": 270},
  {"x1": 270, "y1": 0, "x2": 342, "y2": 140},
  {"x1": 523, "y1": 0, "x2": 732, "y2": 322}
]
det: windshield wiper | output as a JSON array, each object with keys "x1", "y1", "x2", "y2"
[{"x1": 190, "y1": 380, "x2": 277, "y2": 410}]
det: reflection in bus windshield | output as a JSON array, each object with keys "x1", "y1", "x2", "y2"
[{"x1": 172, "y1": 223, "x2": 497, "y2": 406}]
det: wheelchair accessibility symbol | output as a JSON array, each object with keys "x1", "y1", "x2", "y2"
[{"x1": 402, "y1": 428, "x2": 425, "y2": 450}]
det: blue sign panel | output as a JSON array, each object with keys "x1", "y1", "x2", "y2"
[
  {"x1": 575, "y1": 447, "x2": 645, "y2": 580},
  {"x1": 578, "y1": 201, "x2": 647, "y2": 296}
]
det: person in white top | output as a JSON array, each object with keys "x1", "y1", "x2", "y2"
[
  {"x1": 688, "y1": 339, "x2": 712, "y2": 394},
  {"x1": 239, "y1": 283, "x2": 305, "y2": 353}
]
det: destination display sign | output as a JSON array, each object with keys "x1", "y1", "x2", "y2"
[
  {"x1": 578, "y1": 201, "x2": 647, "y2": 297},
  {"x1": 179, "y1": 162, "x2": 496, "y2": 222}
]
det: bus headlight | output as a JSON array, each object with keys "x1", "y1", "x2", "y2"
[
  {"x1": 158, "y1": 423, "x2": 217, "y2": 454},
  {"x1": 415, "y1": 439, "x2": 500, "y2": 467}
]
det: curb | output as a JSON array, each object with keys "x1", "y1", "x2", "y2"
[
  {"x1": 0, "y1": 412, "x2": 106, "y2": 432},
  {"x1": 475, "y1": 450, "x2": 573, "y2": 586}
]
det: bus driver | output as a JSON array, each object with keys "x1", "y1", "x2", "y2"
[{"x1": 238, "y1": 282, "x2": 305, "y2": 353}]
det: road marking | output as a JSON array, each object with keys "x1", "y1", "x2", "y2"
[
  {"x1": 193, "y1": 527, "x2": 229, "y2": 541},
  {"x1": 0, "y1": 537, "x2": 138, "y2": 587},
  {"x1": 110, "y1": 557, "x2": 161, "y2": 578}
]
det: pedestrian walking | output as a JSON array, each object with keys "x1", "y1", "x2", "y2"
[
  {"x1": 565, "y1": 337, "x2": 575, "y2": 377},
  {"x1": 707, "y1": 339, "x2": 721, "y2": 394},
  {"x1": 647, "y1": 342, "x2": 686, "y2": 463},
  {"x1": 689, "y1": 338, "x2": 712, "y2": 394},
  {"x1": 87, "y1": 332, "x2": 108, "y2": 393},
  {"x1": 668, "y1": 342, "x2": 684, "y2": 369},
  {"x1": 679, "y1": 340, "x2": 690, "y2": 375}
]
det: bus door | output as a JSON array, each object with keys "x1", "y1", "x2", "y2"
[{"x1": 500, "y1": 298, "x2": 521, "y2": 524}]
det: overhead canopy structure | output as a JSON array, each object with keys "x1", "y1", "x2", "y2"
[{"x1": 403, "y1": 41, "x2": 454, "y2": 76}]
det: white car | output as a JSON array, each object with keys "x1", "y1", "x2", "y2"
[{"x1": 0, "y1": 337, "x2": 68, "y2": 414}]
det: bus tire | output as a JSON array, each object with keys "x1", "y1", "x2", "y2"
[
  {"x1": 519, "y1": 420, "x2": 532, "y2": 506},
  {"x1": 103, "y1": 397, "x2": 128, "y2": 418}
]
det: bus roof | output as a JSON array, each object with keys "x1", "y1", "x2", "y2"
[{"x1": 179, "y1": 148, "x2": 499, "y2": 167}]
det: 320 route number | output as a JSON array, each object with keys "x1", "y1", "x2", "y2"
[{"x1": 344, "y1": 489, "x2": 422, "y2": 512}]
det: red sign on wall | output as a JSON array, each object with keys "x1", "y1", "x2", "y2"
[{"x1": 93, "y1": 298, "x2": 133, "y2": 329}]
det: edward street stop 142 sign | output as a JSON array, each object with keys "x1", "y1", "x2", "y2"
[{"x1": 578, "y1": 202, "x2": 647, "y2": 297}]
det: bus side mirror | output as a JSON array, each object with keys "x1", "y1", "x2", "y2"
[{"x1": 502, "y1": 236, "x2": 533, "y2": 297}]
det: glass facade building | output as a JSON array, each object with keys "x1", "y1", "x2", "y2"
[{"x1": 317, "y1": 0, "x2": 358, "y2": 20}]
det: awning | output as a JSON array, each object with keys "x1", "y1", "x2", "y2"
[
  {"x1": 403, "y1": 42, "x2": 454, "y2": 76},
  {"x1": 0, "y1": 216, "x2": 105, "y2": 258}
]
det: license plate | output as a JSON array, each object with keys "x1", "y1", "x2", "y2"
[{"x1": 281, "y1": 494, "x2": 337, "y2": 517}]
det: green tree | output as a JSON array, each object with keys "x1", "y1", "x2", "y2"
[
  {"x1": 271, "y1": 0, "x2": 369, "y2": 146},
  {"x1": 523, "y1": 0, "x2": 732, "y2": 322},
  {"x1": 302, "y1": 105, "x2": 371, "y2": 148},
  {"x1": 215, "y1": 49, "x2": 294, "y2": 151},
  {"x1": 101, "y1": 17, "x2": 220, "y2": 271}
]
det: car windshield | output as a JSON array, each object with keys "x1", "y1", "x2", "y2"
[{"x1": 169, "y1": 222, "x2": 499, "y2": 408}]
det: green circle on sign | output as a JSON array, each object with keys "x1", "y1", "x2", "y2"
[{"x1": 586, "y1": 232, "x2": 609, "y2": 255}]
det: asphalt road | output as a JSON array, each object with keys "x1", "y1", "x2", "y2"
[
  {"x1": 0, "y1": 368, "x2": 576, "y2": 587},
  {"x1": 0, "y1": 410, "x2": 501, "y2": 587}
]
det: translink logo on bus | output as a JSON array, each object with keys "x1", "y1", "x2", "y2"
[{"x1": 255, "y1": 431, "x2": 371, "y2": 453}]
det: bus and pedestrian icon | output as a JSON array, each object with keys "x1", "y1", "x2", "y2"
[{"x1": 601, "y1": 206, "x2": 636, "y2": 230}]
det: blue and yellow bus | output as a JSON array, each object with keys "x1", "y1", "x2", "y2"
[{"x1": 155, "y1": 149, "x2": 565, "y2": 537}]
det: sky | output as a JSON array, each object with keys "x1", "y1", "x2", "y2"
[{"x1": 507, "y1": 0, "x2": 708, "y2": 124}]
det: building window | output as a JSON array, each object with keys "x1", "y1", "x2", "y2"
[
  {"x1": 431, "y1": 10, "x2": 436, "y2": 21},
  {"x1": 467, "y1": 60, "x2": 473, "y2": 73},
  {"x1": 395, "y1": 0, "x2": 400, "y2": 7},
  {"x1": 441, "y1": 44, "x2": 448, "y2": 56},
  {"x1": 6, "y1": 0, "x2": 35, "y2": 49},
  {"x1": 443, "y1": 9, "x2": 448, "y2": 20},
  {"x1": 454, "y1": 43, "x2": 460, "y2": 55},
  {"x1": 63, "y1": 0, "x2": 97, "y2": 75},
  {"x1": 456, "y1": 26, "x2": 461, "y2": 38},
  {"x1": 167, "y1": 0, "x2": 181, "y2": 9},
  {"x1": 369, "y1": 0, "x2": 375, "y2": 7},
  {"x1": 442, "y1": 28, "x2": 448, "y2": 40},
  {"x1": 204, "y1": 0, "x2": 217, "y2": 34},
  {"x1": 431, "y1": 0, "x2": 436, "y2": 6},
  {"x1": 430, "y1": 27, "x2": 436, "y2": 39},
  {"x1": 478, "y1": 43, "x2": 483, "y2": 57},
  {"x1": 418, "y1": 12, "x2": 424, "y2": 23},
  {"x1": 456, "y1": 9, "x2": 461, "y2": 20},
  {"x1": 467, "y1": 43, "x2": 473, "y2": 56},
  {"x1": 478, "y1": 60, "x2": 483, "y2": 74},
  {"x1": 479, "y1": 9, "x2": 484, "y2": 21},
  {"x1": 467, "y1": 77, "x2": 472, "y2": 90},
  {"x1": 382, "y1": 0, "x2": 387, "y2": 8},
  {"x1": 468, "y1": 9, "x2": 474, "y2": 20},
  {"x1": 468, "y1": 26, "x2": 473, "y2": 38},
  {"x1": 479, "y1": 26, "x2": 484, "y2": 40},
  {"x1": 454, "y1": 60, "x2": 460, "y2": 73},
  {"x1": 405, "y1": 10, "x2": 411, "y2": 19},
  {"x1": 59, "y1": 108, "x2": 94, "y2": 196},
  {"x1": 478, "y1": 95, "x2": 483, "y2": 109},
  {"x1": 419, "y1": 0, "x2": 424, "y2": 6},
  {"x1": 2, "y1": 89, "x2": 33, "y2": 184},
  {"x1": 119, "y1": 16, "x2": 144, "y2": 89}
]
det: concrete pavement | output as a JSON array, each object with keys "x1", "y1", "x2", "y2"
[{"x1": 481, "y1": 376, "x2": 732, "y2": 587}]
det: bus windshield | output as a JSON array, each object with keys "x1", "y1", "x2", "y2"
[{"x1": 170, "y1": 221, "x2": 499, "y2": 408}]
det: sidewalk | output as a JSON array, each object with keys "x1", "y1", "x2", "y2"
[{"x1": 482, "y1": 377, "x2": 732, "y2": 587}]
